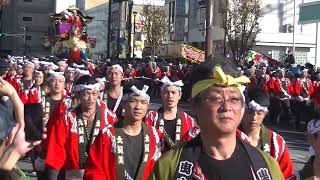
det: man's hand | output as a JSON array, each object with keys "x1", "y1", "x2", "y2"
[
  {"x1": 12, "y1": 127, "x2": 47, "y2": 156},
  {"x1": 0, "y1": 78, "x2": 16, "y2": 97}
]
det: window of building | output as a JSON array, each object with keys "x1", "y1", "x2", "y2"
[
  {"x1": 23, "y1": 17, "x2": 32, "y2": 21},
  {"x1": 170, "y1": 2, "x2": 175, "y2": 24},
  {"x1": 135, "y1": 32, "x2": 142, "y2": 41},
  {"x1": 294, "y1": 51, "x2": 308, "y2": 65},
  {"x1": 25, "y1": 36, "x2": 32, "y2": 40},
  {"x1": 184, "y1": 18, "x2": 189, "y2": 33},
  {"x1": 199, "y1": 8, "x2": 206, "y2": 23},
  {"x1": 185, "y1": 0, "x2": 189, "y2": 16}
]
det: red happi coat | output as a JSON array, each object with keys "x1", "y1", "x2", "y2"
[
  {"x1": 145, "y1": 110, "x2": 198, "y2": 152},
  {"x1": 312, "y1": 81, "x2": 320, "y2": 107},
  {"x1": 88, "y1": 63, "x2": 95, "y2": 75},
  {"x1": 124, "y1": 68, "x2": 137, "y2": 79},
  {"x1": 248, "y1": 75, "x2": 270, "y2": 93},
  {"x1": 65, "y1": 83, "x2": 74, "y2": 97},
  {"x1": 4, "y1": 74, "x2": 16, "y2": 87},
  {"x1": 237, "y1": 126, "x2": 294, "y2": 179},
  {"x1": 274, "y1": 78, "x2": 294, "y2": 97},
  {"x1": 145, "y1": 67, "x2": 162, "y2": 79},
  {"x1": 84, "y1": 123, "x2": 163, "y2": 180},
  {"x1": 45, "y1": 100, "x2": 118, "y2": 171},
  {"x1": 27, "y1": 86, "x2": 46, "y2": 104},
  {"x1": 294, "y1": 78, "x2": 314, "y2": 97},
  {"x1": 11, "y1": 76, "x2": 33, "y2": 104}
]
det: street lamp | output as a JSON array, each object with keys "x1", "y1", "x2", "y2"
[{"x1": 133, "y1": 11, "x2": 138, "y2": 58}]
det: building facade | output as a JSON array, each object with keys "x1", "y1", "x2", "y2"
[
  {"x1": 165, "y1": 0, "x2": 189, "y2": 42},
  {"x1": 183, "y1": 0, "x2": 320, "y2": 67},
  {"x1": 256, "y1": 0, "x2": 320, "y2": 67},
  {"x1": 84, "y1": 0, "x2": 109, "y2": 59},
  {"x1": 0, "y1": 0, "x2": 79, "y2": 56}
]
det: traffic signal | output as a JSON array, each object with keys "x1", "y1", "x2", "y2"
[{"x1": 0, "y1": 33, "x2": 5, "y2": 38}]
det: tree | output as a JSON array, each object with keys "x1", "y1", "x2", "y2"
[
  {"x1": 141, "y1": 5, "x2": 167, "y2": 61},
  {"x1": 0, "y1": 0, "x2": 10, "y2": 6},
  {"x1": 222, "y1": 0, "x2": 262, "y2": 63}
]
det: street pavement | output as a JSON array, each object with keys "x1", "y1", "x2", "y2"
[{"x1": 19, "y1": 100, "x2": 310, "y2": 179}]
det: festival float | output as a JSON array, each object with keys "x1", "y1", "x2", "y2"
[{"x1": 49, "y1": 6, "x2": 95, "y2": 64}]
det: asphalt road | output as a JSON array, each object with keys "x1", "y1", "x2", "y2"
[{"x1": 18, "y1": 100, "x2": 310, "y2": 179}]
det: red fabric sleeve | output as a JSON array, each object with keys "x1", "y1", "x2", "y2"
[
  {"x1": 309, "y1": 80, "x2": 314, "y2": 96},
  {"x1": 132, "y1": 69, "x2": 137, "y2": 78},
  {"x1": 294, "y1": 80, "x2": 300, "y2": 96},
  {"x1": 274, "y1": 80, "x2": 281, "y2": 96},
  {"x1": 44, "y1": 109, "x2": 68, "y2": 170},
  {"x1": 278, "y1": 144, "x2": 294, "y2": 179},
  {"x1": 287, "y1": 80, "x2": 294, "y2": 95},
  {"x1": 144, "y1": 112, "x2": 155, "y2": 126},
  {"x1": 84, "y1": 130, "x2": 117, "y2": 180},
  {"x1": 84, "y1": 132, "x2": 108, "y2": 180}
]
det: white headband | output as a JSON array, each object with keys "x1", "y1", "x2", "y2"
[
  {"x1": 67, "y1": 67, "x2": 75, "y2": 72},
  {"x1": 108, "y1": 64, "x2": 123, "y2": 74},
  {"x1": 24, "y1": 61, "x2": 35, "y2": 67},
  {"x1": 160, "y1": 76, "x2": 184, "y2": 92},
  {"x1": 96, "y1": 77, "x2": 106, "y2": 82},
  {"x1": 124, "y1": 85, "x2": 150, "y2": 103},
  {"x1": 74, "y1": 83, "x2": 100, "y2": 92},
  {"x1": 47, "y1": 70, "x2": 65, "y2": 81},
  {"x1": 75, "y1": 68, "x2": 90, "y2": 75},
  {"x1": 34, "y1": 70, "x2": 43, "y2": 76},
  {"x1": 57, "y1": 61, "x2": 66, "y2": 65},
  {"x1": 307, "y1": 119, "x2": 320, "y2": 134},
  {"x1": 73, "y1": 63, "x2": 85, "y2": 69},
  {"x1": 248, "y1": 100, "x2": 268, "y2": 112}
]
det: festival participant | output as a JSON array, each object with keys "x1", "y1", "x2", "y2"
[
  {"x1": 239, "y1": 88, "x2": 294, "y2": 178},
  {"x1": 44, "y1": 75, "x2": 118, "y2": 179},
  {"x1": 57, "y1": 60, "x2": 68, "y2": 73},
  {"x1": 149, "y1": 58, "x2": 284, "y2": 179},
  {"x1": 247, "y1": 66, "x2": 269, "y2": 92},
  {"x1": 27, "y1": 70, "x2": 46, "y2": 104},
  {"x1": 289, "y1": 118, "x2": 320, "y2": 180},
  {"x1": 162, "y1": 66, "x2": 171, "y2": 78},
  {"x1": 177, "y1": 64, "x2": 184, "y2": 80},
  {"x1": 65, "y1": 67, "x2": 76, "y2": 97},
  {"x1": 102, "y1": 64, "x2": 124, "y2": 119},
  {"x1": 124, "y1": 64, "x2": 137, "y2": 80},
  {"x1": 273, "y1": 69, "x2": 294, "y2": 127},
  {"x1": 12, "y1": 61, "x2": 35, "y2": 103},
  {"x1": 293, "y1": 69, "x2": 314, "y2": 129},
  {"x1": 42, "y1": 70, "x2": 71, "y2": 128},
  {"x1": 84, "y1": 59, "x2": 96, "y2": 75},
  {"x1": 312, "y1": 73, "x2": 320, "y2": 108},
  {"x1": 84, "y1": 81, "x2": 162, "y2": 180},
  {"x1": 146, "y1": 76, "x2": 197, "y2": 152},
  {"x1": 31, "y1": 70, "x2": 72, "y2": 179}
]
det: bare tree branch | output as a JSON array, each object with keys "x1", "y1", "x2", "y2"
[
  {"x1": 222, "y1": 0, "x2": 261, "y2": 63},
  {"x1": 141, "y1": 5, "x2": 167, "y2": 60}
]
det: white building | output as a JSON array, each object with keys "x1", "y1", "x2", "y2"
[
  {"x1": 85, "y1": 2, "x2": 109, "y2": 59},
  {"x1": 256, "y1": 0, "x2": 320, "y2": 67},
  {"x1": 185, "y1": 0, "x2": 320, "y2": 67}
]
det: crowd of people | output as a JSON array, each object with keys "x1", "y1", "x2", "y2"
[{"x1": 0, "y1": 55, "x2": 319, "y2": 180}]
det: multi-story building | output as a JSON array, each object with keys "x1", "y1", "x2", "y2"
[
  {"x1": 0, "y1": 0, "x2": 77, "y2": 56},
  {"x1": 184, "y1": 0, "x2": 320, "y2": 67},
  {"x1": 84, "y1": 0, "x2": 109, "y2": 59},
  {"x1": 256, "y1": 0, "x2": 320, "y2": 67},
  {"x1": 165, "y1": 0, "x2": 189, "y2": 42}
]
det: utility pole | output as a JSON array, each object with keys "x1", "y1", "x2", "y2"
[
  {"x1": 205, "y1": 0, "x2": 214, "y2": 60},
  {"x1": 127, "y1": 3, "x2": 133, "y2": 59},
  {"x1": 293, "y1": 0, "x2": 296, "y2": 54},
  {"x1": 107, "y1": 0, "x2": 112, "y2": 59},
  {"x1": 23, "y1": 26, "x2": 26, "y2": 55}
]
